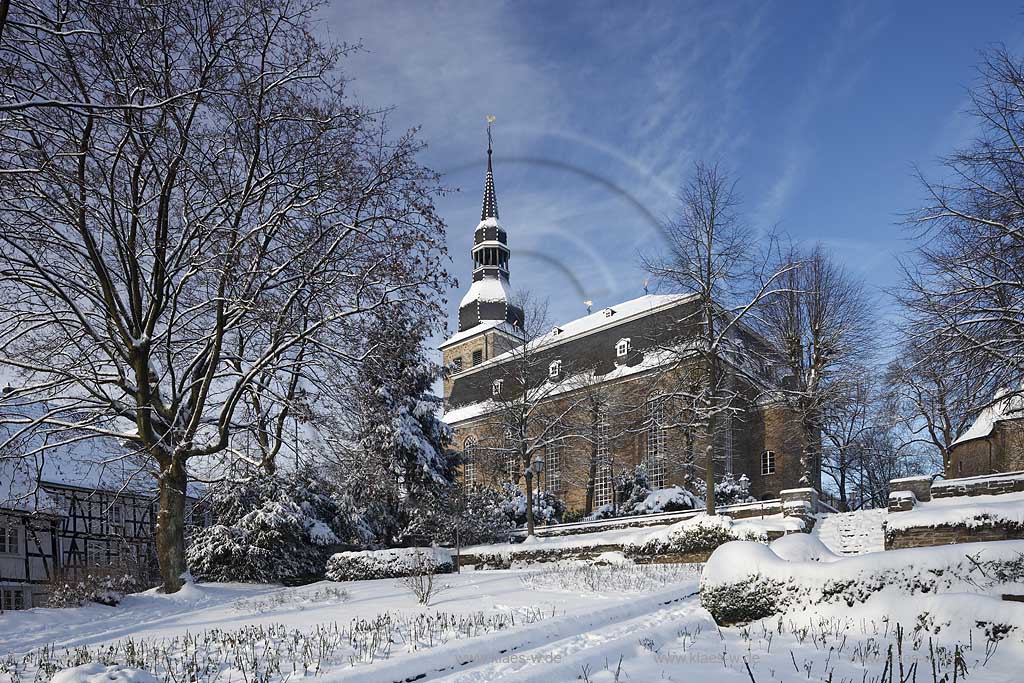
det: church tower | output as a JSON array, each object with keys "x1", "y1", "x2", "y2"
[
  {"x1": 440, "y1": 122, "x2": 524, "y2": 388},
  {"x1": 456, "y1": 123, "x2": 524, "y2": 332}
]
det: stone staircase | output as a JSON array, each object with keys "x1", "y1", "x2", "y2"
[{"x1": 812, "y1": 508, "x2": 886, "y2": 555}]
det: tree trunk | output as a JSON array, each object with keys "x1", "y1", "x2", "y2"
[
  {"x1": 155, "y1": 458, "x2": 188, "y2": 593},
  {"x1": 524, "y1": 469, "x2": 535, "y2": 536},
  {"x1": 704, "y1": 442, "x2": 715, "y2": 516}
]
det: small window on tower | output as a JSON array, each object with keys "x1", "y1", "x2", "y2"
[
  {"x1": 616, "y1": 338, "x2": 631, "y2": 358},
  {"x1": 472, "y1": 350, "x2": 483, "y2": 366},
  {"x1": 761, "y1": 450, "x2": 776, "y2": 476},
  {"x1": 452, "y1": 357, "x2": 463, "y2": 372},
  {"x1": 492, "y1": 379, "x2": 503, "y2": 396}
]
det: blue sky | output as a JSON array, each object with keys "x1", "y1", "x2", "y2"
[{"x1": 323, "y1": 0, "x2": 1023, "y2": 346}]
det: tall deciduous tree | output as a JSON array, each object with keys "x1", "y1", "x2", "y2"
[
  {"x1": 0, "y1": 0, "x2": 450, "y2": 592},
  {"x1": 644, "y1": 162, "x2": 795, "y2": 515},
  {"x1": 759, "y1": 244, "x2": 874, "y2": 488},
  {"x1": 901, "y1": 46, "x2": 1024, "y2": 410}
]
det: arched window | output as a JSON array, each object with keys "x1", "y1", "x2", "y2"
[
  {"x1": 761, "y1": 450, "x2": 776, "y2": 476},
  {"x1": 463, "y1": 437, "x2": 478, "y2": 489}
]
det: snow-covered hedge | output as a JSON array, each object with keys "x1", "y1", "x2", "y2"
[
  {"x1": 700, "y1": 539, "x2": 1024, "y2": 625},
  {"x1": 325, "y1": 547, "x2": 453, "y2": 582},
  {"x1": 624, "y1": 515, "x2": 769, "y2": 558}
]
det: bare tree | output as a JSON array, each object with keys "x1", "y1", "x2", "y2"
[
  {"x1": 820, "y1": 376, "x2": 880, "y2": 510},
  {"x1": 477, "y1": 294, "x2": 606, "y2": 535},
  {"x1": 884, "y1": 340, "x2": 986, "y2": 477},
  {"x1": 901, "y1": 46, "x2": 1024, "y2": 411},
  {"x1": 759, "y1": 244, "x2": 875, "y2": 488},
  {"x1": 644, "y1": 162, "x2": 795, "y2": 515},
  {"x1": 0, "y1": 0, "x2": 450, "y2": 592}
]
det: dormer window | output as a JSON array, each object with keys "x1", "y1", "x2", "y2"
[
  {"x1": 548, "y1": 360, "x2": 562, "y2": 379},
  {"x1": 616, "y1": 338, "x2": 631, "y2": 358},
  {"x1": 603, "y1": 307, "x2": 616, "y2": 318},
  {"x1": 492, "y1": 379, "x2": 503, "y2": 396},
  {"x1": 551, "y1": 326, "x2": 563, "y2": 336}
]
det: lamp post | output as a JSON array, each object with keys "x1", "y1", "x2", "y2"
[{"x1": 531, "y1": 455, "x2": 544, "y2": 504}]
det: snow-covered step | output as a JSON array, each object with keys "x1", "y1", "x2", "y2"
[{"x1": 812, "y1": 508, "x2": 886, "y2": 555}]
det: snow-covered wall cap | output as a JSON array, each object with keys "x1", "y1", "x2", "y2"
[
  {"x1": 890, "y1": 474, "x2": 937, "y2": 485},
  {"x1": 932, "y1": 470, "x2": 1024, "y2": 488}
]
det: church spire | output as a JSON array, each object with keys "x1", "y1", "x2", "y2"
[
  {"x1": 481, "y1": 117, "x2": 499, "y2": 220},
  {"x1": 454, "y1": 117, "x2": 523, "y2": 332}
]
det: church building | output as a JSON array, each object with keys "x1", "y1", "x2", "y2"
[{"x1": 440, "y1": 135, "x2": 818, "y2": 516}]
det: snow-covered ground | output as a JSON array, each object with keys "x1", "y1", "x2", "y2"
[{"x1": 4, "y1": 539, "x2": 1024, "y2": 683}]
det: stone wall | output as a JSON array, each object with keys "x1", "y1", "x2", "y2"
[
  {"x1": 931, "y1": 471, "x2": 1024, "y2": 499},
  {"x1": 884, "y1": 471, "x2": 1024, "y2": 550}
]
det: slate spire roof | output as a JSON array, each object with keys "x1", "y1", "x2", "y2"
[{"x1": 481, "y1": 122, "x2": 499, "y2": 220}]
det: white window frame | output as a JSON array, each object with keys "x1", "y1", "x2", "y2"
[
  {"x1": 645, "y1": 396, "x2": 666, "y2": 489},
  {"x1": 544, "y1": 441, "x2": 562, "y2": 494},
  {"x1": 615, "y1": 338, "x2": 631, "y2": 358},
  {"x1": 594, "y1": 418, "x2": 613, "y2": 507},
  {"x1": 463, "y1": 438, "x2": 478, "y2": 489},
  {"x1": 492, "y1": 379, "x2": 503, "y2": 396},
  {"x1": 548, "y1": 359, "x2": 562, "y2": 379},
  {"x1": 1, "y1": 587, "x2": 25, "y2": 611},
  {"x1": 761, "y1": 450, "x2": 776, "y2": 476},
  {"x1": 0, "y1": 517, "x2": 19, "y2": 556}
]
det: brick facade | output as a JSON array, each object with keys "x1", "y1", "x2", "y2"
[{"x1": 442, "y1": 297, "x2": 817, "y2": 516}]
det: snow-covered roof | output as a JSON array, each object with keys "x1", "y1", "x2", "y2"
[
  {"x1": 459, "y1": 276, "x2": 513, "y2": 309},
  {"x1": 951, "y1": 388, "x2": 1024, "y2": 447},
  {"x1": 0, "y1": 402, "x2": 198, "y2": 512},
  {"x1": 442, "y1": 341, "x2": 698, "y2": 425},
  {"x1": 439, "y1": 319, "x2": 523, "y2": 350},
  {"x1": 532, "y1": 294, "x2": 694, "y2": 350}
]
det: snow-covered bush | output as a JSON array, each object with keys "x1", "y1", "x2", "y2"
[
  {"x1": 695, "y1": 473, "x2": 756, "y2": 506},
  {"x1": 497, "y1": 482, "x2": 564, "y2": 527},
  {"x1": 625, "y1": 515, "x2": 765, "y2": 558},
  {"x1": 325, "y1": 547, "x2": 453, "y2": 582},
  {"x1": 622, "y1": 486, "x2": 702, "y2": 515},
  {"x1": 186, "y1": 467, "x2": 346, "y2": 583},
  {"x1": 582, "y1": 465, "x2": 702, "y2": 519},
  {"x1": 700, "y1": 539, "x2": 1024, "y2": 625},
  {"x1": 47, "y1": 566, "x2": 148, "y2": 607}
]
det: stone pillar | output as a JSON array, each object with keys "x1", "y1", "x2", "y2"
[
  {"x1": 887, "y1": 490, "x2": 916, "y2": 513},
  {"x1": 780, "y1": 487, "x2": 818, "y2": 532},
  {"x1": 889, "y1": 475, "x2": 933, "y2": 502}
]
